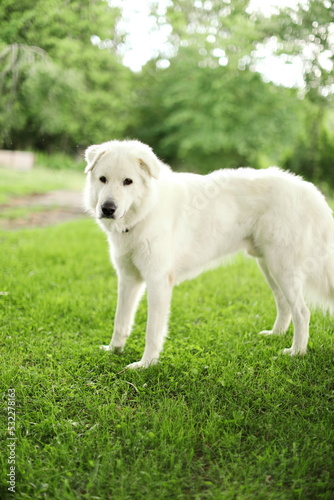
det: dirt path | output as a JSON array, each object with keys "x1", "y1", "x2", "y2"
[{"x1": 0, "y1": 190, "x2": 85, "y2": 230}]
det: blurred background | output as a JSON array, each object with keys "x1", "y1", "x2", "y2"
[{"x1": 0, "y1": 0, "x2": 334, "y2": 185}]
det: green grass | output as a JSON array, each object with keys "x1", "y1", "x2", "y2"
[
  {"x1": 1, "y1": 218, "x2": 334, "y2": 499},
  {"x1": 0, "y1": 166, "x2": 84, "y2": 203},
  {"x1": 0, "y1": 205, "x2": 55, "y2": 222}
]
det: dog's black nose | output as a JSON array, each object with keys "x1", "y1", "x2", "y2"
[{"x1": 101, "y1": 201, "x2": 117, "y2": 218}]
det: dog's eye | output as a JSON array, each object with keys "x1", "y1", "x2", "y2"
[
  {"x1": 99, "y1": 176, "x2": 107, "y2": 184},
  {"x1": 123, "y1": 178, "x2": 133, "y2": 186}
]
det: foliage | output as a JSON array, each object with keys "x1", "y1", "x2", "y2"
[
  {"x1": 283, "y1": 103, "x2": 334, "y2": 186},
  {"x1": 0, "y1": 0, "x2": 334, "y2": 183},
  {"x1": 128, "y1": 46, "x2": 304, "y2": 171},
  {"x1": 164, "y1": 0, "x2": 260, "y2": 69},
  {"x1": 257, "y1": 0, "x2": 334, "y2": 101},
  {"x1": 0, "y1": 0, "x2": 133, "y2": 151},
  {"x1": 145, "y1": 0, "x2": 334, "y2": 176},
  {"x1": 251, "y1": 0, "x2": 334, "y2": 183}
]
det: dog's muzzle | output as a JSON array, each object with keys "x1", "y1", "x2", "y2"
[{"x1": 101, "y1": 201, "x2": 117, "y2": 219}]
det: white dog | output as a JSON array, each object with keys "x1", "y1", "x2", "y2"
[{"x1": 84, "y1": 139, "x2": 334, "y2": 369}]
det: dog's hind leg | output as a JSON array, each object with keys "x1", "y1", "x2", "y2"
[
  {"x1": 262, "y1": 261, "x2": 310, "y2": 355},
  {"x1": 100, "y1": 276, "x2": 145, "y2": 353},
  {"x1": 257, "y1": 257, "x2": 292, "y2": 336}
]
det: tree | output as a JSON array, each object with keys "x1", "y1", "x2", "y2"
[
  {"x1": 257, "y1": 0, "x2": 334, "y2": 100},
  {"x1": 127, "y1": 0, "x2": 334, "y2": 183},
  {"x1": 256, "y1": 0, "x2": 334, "y2": 183},
  {"x1": 160, "y1": 0, "x2": 262, "y2": 70},
  {"x1": 128, "y1": 46, "x2": 303, "y2": 172},
  {"x1": 0, "y1": 0, "x2": 133, "y2": 151},
  {"x1": 126, "y1": 0, "x2": 305, "y2": 171}
]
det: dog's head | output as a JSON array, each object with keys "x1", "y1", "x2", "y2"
[{"x1": 84, "y1": 140, "x2": 161, "y2": 225}]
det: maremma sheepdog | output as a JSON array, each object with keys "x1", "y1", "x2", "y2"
[{"x1": 84, "y1": 139, "x2": 334, "y2": 369}]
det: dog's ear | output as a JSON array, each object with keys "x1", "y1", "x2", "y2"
[
  {"x1": 137, "y1": 145, "x2": 161, "y2": 180},
  {"x1": 84, "y1": 145, "x2": 106, "y2": 173}
]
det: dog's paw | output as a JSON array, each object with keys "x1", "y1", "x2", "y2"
[
  {"x1": 99, "y1": 345, "x2": 112, "y2": 351},
  {"x1": 126, "y1": 361, "x2": 146, "y2": 370},
  {"x1": 259, "y1": 329, "x2": 285, "y2": 336},
  {"x1": 283, "y1": 347, "x2": 306, "y2": 356},
  {"x1": 126, "y1": 358, "x2": 158, "y2": 370},
  {"x1": 99, "y1": 344, "x2": 124, "y2": 354}
]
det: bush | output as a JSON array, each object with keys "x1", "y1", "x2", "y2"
[
  {"x1": 35, "y1": 151, "x2": 85, "y2": 171},
  {"x1": 283, "y1": 125, "x2": 334, "y2": 188}
]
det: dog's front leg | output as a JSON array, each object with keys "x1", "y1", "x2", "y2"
[
  {"x1": 127, "y1": 277, "x2": 173, "y2": 369},
  {"x1": 100, "y1": 276, "x2": 145, "y2": 353}
]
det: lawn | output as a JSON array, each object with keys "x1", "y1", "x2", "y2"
[
  {"x1": 1, "y1": 169, "x2": 334, "y2": 499},
  {"x1": 0, "y1": 166, "x2": 83, "y2": 204}
]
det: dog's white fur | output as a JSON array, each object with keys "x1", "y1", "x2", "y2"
[{"x1": 84, "y1": 139, "x2": 334, "y2": 369}]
